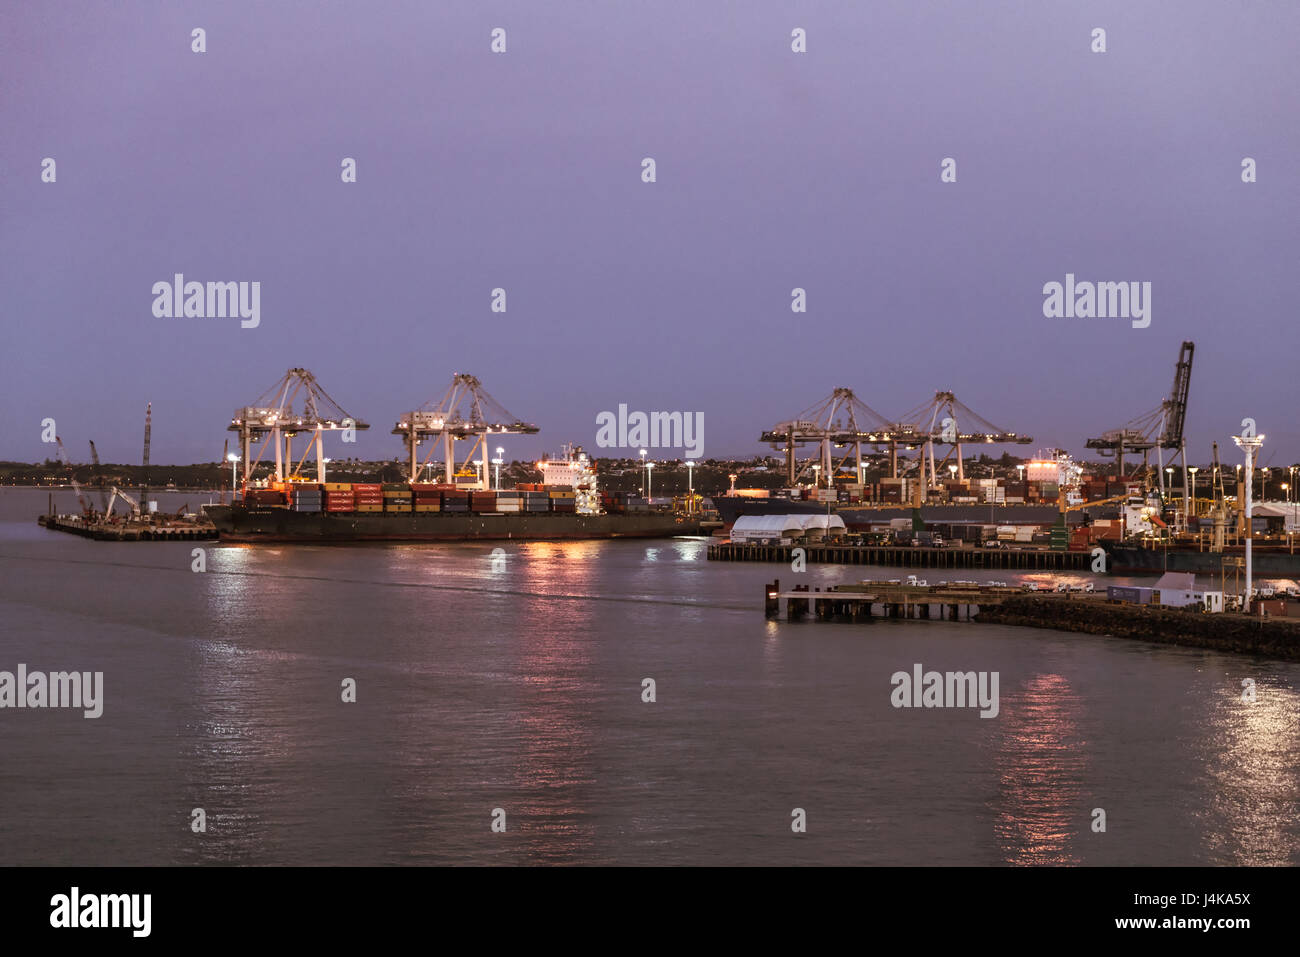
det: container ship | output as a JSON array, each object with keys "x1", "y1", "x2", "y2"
[
  {"x1": 713, "y1": 453, "x2": 1106, "y2": 532},
  {"x1": 1102, "y1": 541, "x2": 1300, "y2": 577},
  {"x1": 204, "y1": 446, "x2": 699, "y2": 543},
  {"x1": 711, "y1": 496, "x2": 1084, "y2": 530}
]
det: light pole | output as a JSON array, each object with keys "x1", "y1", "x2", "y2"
[
  {"x1": 493, "y1": 446, "x2": 504, "y2": 490},
  {"x1": 1262, "y1": 467, "x2": 1270, "y2": 501},
  {"x1": 227, "y1": 452, "x2": 240, "y2": 492},
  {"x1": 640, "y1": 448, "x2": 647, "y2": 496},
  {"x1": 322, "y1": 457, "x2": 330, "y2": 483},
  {"x1": 1188, "y1": 466, "x2": 1198, "y2": 519},
  {"x1": 686, "y1": 460, "x2": 696, "y2": 513},
  {"x1": 1233, "y1": 431, "x2": 1265, "y2": 612},
  {"x1": 646, "y1": 462, "x2": 654, "y2": 504},
  {"x1": 728, "y1": 473, "x2": 738, "y2": 494}
]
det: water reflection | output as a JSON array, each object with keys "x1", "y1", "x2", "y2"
[
  {"x1": 1195, "y1": 677, "x2": 1300, "y2": 865},
  {"x1": 992, "y1": 673, "x2": 1087, "y2": 865},
  {"x1": 504, "y1": 548, "x2": 598, "y2": 863}
]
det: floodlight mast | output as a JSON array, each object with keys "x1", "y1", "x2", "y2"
[{"x1": 1233, "y1": 429, "x2": 1264, "y2": 612}]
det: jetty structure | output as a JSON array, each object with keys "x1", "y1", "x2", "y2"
[
  {"x1": 762, "y1": 574, "x2": 1300, "y2": 662},
  {"x1": 39, "y1": 406, "x2": 218, "y2": 542}
]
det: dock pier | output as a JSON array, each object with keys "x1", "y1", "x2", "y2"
[
  {"x1": 766, "y1": 578, "x2": 1004, "y2": 623},
  {"x1": 762, "y1": 579, "x2": 1300, "y2": 661},
  {"x1": 38, "y1": 514, "x2": 218, "y2": 542}
]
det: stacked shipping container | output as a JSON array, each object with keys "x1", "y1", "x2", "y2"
[
  {"x1": 383, "y1": 483, "x2": 412, "y2": 512},
  {"x1": 353, "y1": 483, "x2": 383, "y2": 513},
  {"x1": 240, "y1": 481, "x2": 619, "y2": 517},
  {"x1": 410, "y1": 483, "x2": 443, "y2": 513},
  {"x1": 324, "y1": 483, "x2": 355, "y2": 513},
  {"x1": 290, "y1": 484, "x2": 322, "y2": 512}
]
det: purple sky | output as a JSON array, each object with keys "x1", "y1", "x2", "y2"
[{"x1": 4, "y1": 1, "x2": 1298, "y2": 470}]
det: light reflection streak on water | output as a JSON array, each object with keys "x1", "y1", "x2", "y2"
[
  {"x1": 189, "y1": 553, "x2": 307, "y2": 860},
  {"x1": 506, "y1": 548, "x2": 598, "y2": 863},
  {"x1": 1196, "y1": 678, "x2": 1300, "y2": 865},
  {"x1": 992, "y1": 673, "x2": 1086, "y2": 866}
]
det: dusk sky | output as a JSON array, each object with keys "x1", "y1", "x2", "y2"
[{"x1": 3, "y1": 1, "x2": 1297, "y2": 469}]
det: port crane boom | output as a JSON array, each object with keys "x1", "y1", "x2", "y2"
[
  {"x1": 104, "y1": 486, "x2": 140, "y2": 521},
  {"x1": 229, "y1": 368, "x2": 369, "y2": 486},
  {"x1": 1086, "y1": 341, "x2": 1195, "y2": 501},
  {"x1": 55, "y1": 437, "x2": 90, "y2": 518},
  {"x1": 762, "y1": 389, "x2": 1033, "y2": 490},
  {"x1": 892, "y1": 391, "x2": 1033, "y2": 488},
  {"x1": 760, "y1": 388, "x2": 894, "y2": 487},
  {"x1": 394, "y1": 373, "x2": 539, "y2": 487}
]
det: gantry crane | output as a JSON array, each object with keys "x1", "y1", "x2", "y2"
[
  {"x1": 228, "y1": 368, "x2": 369, "y2": 486},
  {"x1": 1086, "y1": 341, "x2": 1194, "y2": 500},
  {"x1": 891, "y1": 391, "x2": 1033, "y2": 488},
  {"x1": 760, "y1": 388, "x2": 894, "y2": 487},
  {"x1": 393, "y1": 374, "x2": 539, "y2": 487},
  {"x1": 761, "y1": 388, "x2": 1033, "y2": 490}
]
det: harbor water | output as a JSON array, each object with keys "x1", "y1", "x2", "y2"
[{"x1": 2, "y1": 488, "x2": 1298, "y2": 865}]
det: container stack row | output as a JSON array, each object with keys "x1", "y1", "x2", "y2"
[
  {"x1": 601, "y1": 491, "x2": 650, "y2": 513},
  {"x1": 241, "y1": 483, "x2": 588, "y2": 515}
]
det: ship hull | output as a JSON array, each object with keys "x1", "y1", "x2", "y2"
[
  {"x1": 203, "y1": 504, "x2": 701, "y2": 543},
  {"x1": 711, "y1": 497, "x2": 1086, "y2": 529},
  {"x1": 1103, "y1": 542, "x2": 1300, "y2": 577}
]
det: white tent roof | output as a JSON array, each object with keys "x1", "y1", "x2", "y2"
[
  {"x1": 1253, "y1": 503, "x2": 1300, "y2": 518},
  {"x1": 732, "y1": 513, "x2": 847, "y2": 534},
  {"x1": 798, "y1": 513, "x2": 847, "y2": 531}
]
